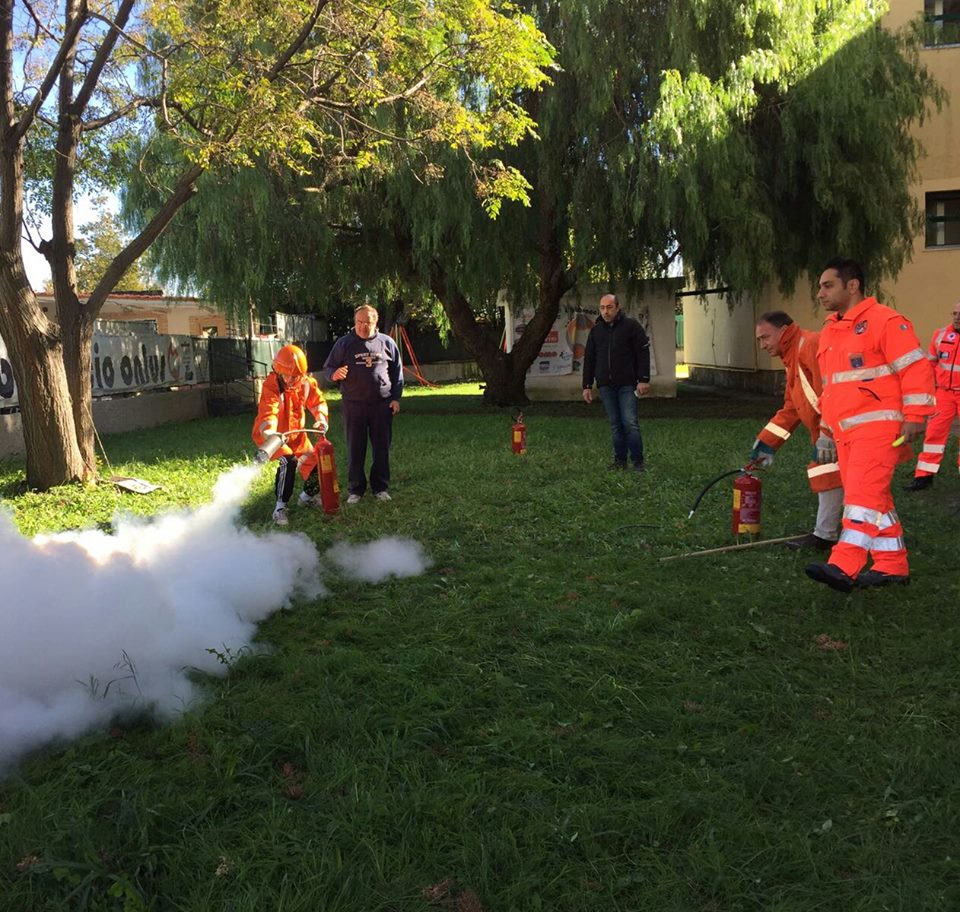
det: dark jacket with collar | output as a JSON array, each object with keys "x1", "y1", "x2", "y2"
[{"x1": 582, "y1": 310, "x2": 650, "y2": 389}]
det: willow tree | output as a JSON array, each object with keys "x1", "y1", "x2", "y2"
[
  {"x1": 135, "y1": 1, "x2": 942, "y2": 404},
  {"x1": 0, "y1": 0, "x2": 550, "y2": 489}
]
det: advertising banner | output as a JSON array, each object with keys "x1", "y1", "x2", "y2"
[
  {"x1": 513, "y1": 306, "x2": 655, "y2": 377},
  {"x1": 0, "y1": 329, "x2": 210, "y2": 409}
]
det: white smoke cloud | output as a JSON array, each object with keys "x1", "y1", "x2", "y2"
[
  {"x1": 326, "y1": 536, "x2": 432, "y2": 582},
  {"x1": 0, "y1": 465, "x2": 429, "y2": 770}
]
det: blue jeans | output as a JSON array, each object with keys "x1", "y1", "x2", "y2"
[{"x1": 598, "y1": 385, "x2": 643, "y2": 464}]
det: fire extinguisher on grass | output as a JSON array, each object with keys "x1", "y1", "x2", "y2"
[
  {"x1": 688, "y1": 462, "x2": 763, "y2": 537},
  {"x1": 512, "y1": 412, "x2": 527, "y2": 455},
  {"x1": 314, "y1": 431, "x2": 341, "y2": 514},
  {"x1": 731, "y1": 468, "x2": 762, "y2": 535}
]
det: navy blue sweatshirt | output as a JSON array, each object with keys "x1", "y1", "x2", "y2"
[{"x1": 323, "y1": 332, "x2": 404, "y2": 403}]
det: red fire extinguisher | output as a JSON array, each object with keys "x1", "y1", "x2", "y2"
[
  {"x1": 314, "y1": 432, "x2": 341, "y2": 514},
  {"x1": 512, "y1": 412, "x2": 527, "y2": 455},
  {"x1": 732, "y1": 469, "x2": 762, "y2": 535}
]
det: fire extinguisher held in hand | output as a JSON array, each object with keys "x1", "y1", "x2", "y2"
[
  {"x1": 314, "y1": 432, "x2": 341, "y2": 514},
  {"x1": 512, "y1": 412, "x2": 527, "y2": 455},
  {"x1": 731, "y1": 468, "x2": 762, "y2": 535}
]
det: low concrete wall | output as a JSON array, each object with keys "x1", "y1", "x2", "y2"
[
  {"x1": 417, "y1": 361, "x2": 479, "y2": 383},
  {"x1": 688, "y1": 366, "x2": 785, "y2": 397},
  {"x1": 0, "y1": 388, "x2": 209, "y2": 459}
]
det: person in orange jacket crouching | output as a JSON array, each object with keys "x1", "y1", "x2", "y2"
[
  {"x1": 750, "y1": 311, "x2": 843, "y2": 551},
  {"x1": 252, "y1": 344, "x2": 330, "y2": 526},
  {"x1": 805, "y1": 258, "x2": 935, "y2": 593}
]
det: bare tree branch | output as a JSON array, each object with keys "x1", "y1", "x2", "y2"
[
  {"x1": 12, "y1": 0, "x2": 89, "y2": 142},
  {"x1": 82, "y1": 96, "x2": 156, "y2": 131},
  {"x1": 71, "y1": 0, "x2": 136, "y2": 116}
]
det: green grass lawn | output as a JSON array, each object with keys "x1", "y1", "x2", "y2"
[{"x1": 1, "y1": 382, "x2": 958, "y2": 911}]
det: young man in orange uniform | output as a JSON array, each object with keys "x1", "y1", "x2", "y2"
[
  {"x1": 749, "y1": 311, "x2": 842, "y2": 551},
  {"x1": 805, "y1": 258, "x2": 935, "y2": 592},
  {"x1": 252, "y1": 344, "x2": 330, "y2": 526},
  {"x1": 903, "y1": 300, "x2": 960, "y2": 491}
]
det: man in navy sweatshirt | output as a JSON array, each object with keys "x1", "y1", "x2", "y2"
[{"x1": 324, "y1": 305, "x2": 404, "y2": 502}]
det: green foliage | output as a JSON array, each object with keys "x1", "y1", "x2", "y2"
[
  {"x1": 70, "y1": 200, "x2": 155, "y2": 294},
  {"x1": 1, "y1": 391, "x2": 959, "y2": 909},
  {"x1": 121, "y1": 0, "x2": 553, "y2": 318},
  {"x1": 137, "y1": 1, "x2": 942, "y2": 351}
]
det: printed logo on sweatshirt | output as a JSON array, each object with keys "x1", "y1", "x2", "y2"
[{"x1": 356, "y1": 351, "x2": 384, "y2": 368}]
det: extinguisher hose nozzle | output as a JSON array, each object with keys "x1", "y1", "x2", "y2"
[{"x1": 687, "y1": 467, "x2": 749, "y2": 519}]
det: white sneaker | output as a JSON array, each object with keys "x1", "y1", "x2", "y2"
[
  {"x1": 374, "y1": 491, "x2": 392, "y2": 502},
  {"x1": 272, "y1": 507, "x2": 289, "y2": 526},
  {"x1": 298, "y1": 492, "x2": 319, "y2": 508},
  {"x1": 346, "y1": 493, "x2": 362, "y2": 505}
]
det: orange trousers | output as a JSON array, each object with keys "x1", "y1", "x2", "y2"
[
  {"x1": 914, "y1": 388, "x2": 960, "y2": 477},
  {"x1": 828, "y1": 431, "x2": 908, "y2": 577}
]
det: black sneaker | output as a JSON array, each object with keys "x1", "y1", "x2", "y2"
[
  {"x1": 631, "y1": 461, "x2": 646, "y2": 472},
  {"x1": 902, "y1": 476, "x2": 933, "y2": 492},
  {"x1": 783, "y1": 534, "x2": 834, "y2": 552},
  {"x1": 805, "y1": 562, "x2": 856, "y2": 593},
  {"x1": 608, "y1": 461, "x2": 627, "y2": 470},
  {"x1": 856, "y1": 569, "x2": 910, "y2": 587}
]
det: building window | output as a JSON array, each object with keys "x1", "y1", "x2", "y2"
[
  {"x1": 924, "y1": 0, "x2": 960, "y2": 47},
  {"x1": 926, "y1": 191, "x2": 960, "y2": 247}
]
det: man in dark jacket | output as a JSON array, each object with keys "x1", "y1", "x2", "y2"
[
  {"x1": 582, "y1": 294, "x2": 651, "y2": 470},
  {"x1": 324, "y1": 305, "x2": 403, "y2": 502}
]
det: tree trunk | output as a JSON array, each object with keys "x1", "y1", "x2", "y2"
[
  {"x1": 0, "y1": 267, "x2": 88, "y2": 489},
  {"x1": 425, "y1": 196, "x2": 574, "y2": 406}
]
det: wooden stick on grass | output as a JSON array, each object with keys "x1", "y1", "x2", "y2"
[{"x1": 659, "y1": 534, "x2": 809, "y2": 561}]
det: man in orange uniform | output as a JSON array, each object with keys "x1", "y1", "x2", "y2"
[
  {"x1": 252, "y1": 344, "x2": 330, "y2": 526},
  {"x1": 749, "y1": 311, "x2": 842, "y2": 550},
  {"x1": 805, "y1": 258, "x2": 935, "y2": 592},
  {"x1": 903, "y1": 300, "x2": 960, "y2": 491}
]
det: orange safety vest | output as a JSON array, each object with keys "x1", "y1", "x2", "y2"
[
  {"x1": 756, "y1": 323, "x2": 841, "y2": 492},
  {"x1": 817, "y1": 297, "x2": 935, "y2": 439},
  {"x1": 252, "y1": 372, "x2": 329, "y2": 460},
  {"x1": 927, "y1": 324, "x2": 960, "y2": 392}
]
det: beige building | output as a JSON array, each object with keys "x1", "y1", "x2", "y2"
[
  {"x1": 684, "y1": 0, "x2": 960, "y2": 390},
  {"x1": 36, "y1": 292, "x2": 236, "y2": 338}
]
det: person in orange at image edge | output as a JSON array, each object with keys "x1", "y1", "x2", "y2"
[
  {"x1": 252, "y1": 344, "x2": 329, "y2": 526},
  {"x1": 805, "y1": 258, "x2": 935, "y2": 593},
  {"x1": 749, "y1": 311, "x2": 843, "y2": 551},
  {"x1": 902, "y1": 299, "x2": 960, "y2": 491}
]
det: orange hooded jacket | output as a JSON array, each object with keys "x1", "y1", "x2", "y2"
[
  {"x1": 252, "y1": 372, "x2": 329, "y2": 460},
  {"x1": 756, "y1": 323, "x2": 840, "y2": 493}
]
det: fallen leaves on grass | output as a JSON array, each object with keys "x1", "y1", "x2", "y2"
[
  {"x1": 422, "y1": 879, "x2": 456, "y2": 903},
  {"x1": 280, "y1": 761, "x2": 305, "y2": 799},
  {"x1": 16, "y1": 853, "x2": 40, "y2": 872},
  {"x1": 813, "y1": 633, "x2": 848, "y2": 652},
  {"x1": 422, "y1": 879, "x2": 485, "y2": 911}
]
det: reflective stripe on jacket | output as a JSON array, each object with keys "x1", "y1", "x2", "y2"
[
  {"x1": 928, "y1": 324, "x2": 960, "y2": 392},
  {"x1": 757, "y1": 324, "x2": 840, "y2": 492},
  {"x1": 817, "y1": 297, "x2": 935, "y2": 437}
]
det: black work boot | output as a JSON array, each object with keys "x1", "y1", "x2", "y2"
[
  {"x1": 805, "y1": 562, "x2": 856, "y2": 593},
  {"x1": 856, "y1": 569, "x2": 910, "y2": 587},
  {"x1": 784, "y1": 534, "x2": 834, "y2": 552},
  {"x1": 902, "y1": 476, "x2": 933, "y2": 492}
]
